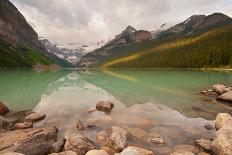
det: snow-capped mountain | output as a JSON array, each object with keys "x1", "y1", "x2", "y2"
[{"x1": 151, "y1": 23, "x2": 173, "y2": 39}]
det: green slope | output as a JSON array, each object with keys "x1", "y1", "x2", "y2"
[
  {"x1": 101, "y1": 25, "x2": 232, "y2": 68},
  {"x1": 0, "y1": 37, "x2": 54, "y2": 68}
]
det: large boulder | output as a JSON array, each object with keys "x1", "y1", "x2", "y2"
[
  {"x1": 119, "y1": 146, "x2": 154, "y2": 155},
  {"x1": 215, "y1": 113, "x2": 232, "y2": 130},
  {"x1": 213, "y1": 84, "x2": 231, "y2": 94},
  {"x1": 0, "y1": 127, "x2": 58, "y2": 155},
  {"x1": 96, "y1": 101, "x2": 114, "y2": 113},
  {"x1": 0, "y1": 101, "x2": 9, "y2": 115},
  {"x1": 212, "y1": 120, "x2": 232, "y2": 155},
  {"x1": 108, "y1": 126, "x2": 128, "y2": 152},
  {"x1": 63, "y1": 134, "x2": 96, "y2": 155},
  {"x1": 86, "y1": 150, "x2": 109, "y2": 155},
  {"x1": 217, "y1": 91, "x2": 232, "y2": 103},
  {"x1": 25, "y1": 112, "x2": 46, "y2": 122}
]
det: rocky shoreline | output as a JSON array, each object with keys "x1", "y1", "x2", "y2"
[{"x1": 0, "y1": 99, "x2": 232, "y2": 155}]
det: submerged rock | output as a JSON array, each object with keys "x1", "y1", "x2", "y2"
[
  {"x1": 149, "y1": 137, "x2": 165, "y2": 145},
  {"x1": 86, "y1": 150, "x2": 109, "y2": 155},
  {"x1": 173, "y1": 144, "x2": 198, "y2": 153},
  {"x1": 76, "y1": 120, "x2": 85, "y2": 131},
  {"x1": 204, "y1": 123, "x2": 214, "y2": 130},
  {"x1": 108, "y1": 126, "x2": 128, "y2": 152},
  {"x1": 217, "y1": 91, "x2": 232, "y2": 103},
  {"x1": 0, "y1": 101, "x2": 9, "y2": 115},
  {"x1": 96, "y1": 131, "x2": 109, "y2": 146},
  {"x1": 195, "y1": 138, "x2": 213, "y2": 154},
  {"x1": 119, "y1": 146, "x2": 154, "y2": 155},
  {"x1": 0, "y1": 127, "x2": 58, "y2": 155},
  {"x1": 212, "y1": 120, "x2": 232, "y2": 155},
  {"x1": 50, "y1": 138, "x2": 66, "y2": 153},
  {"x1": 127, "y1": 128, "x2": 146, "y2": 140},
  {"x1": 64, "y1": 134, "x2": 95, "y2": 155},
  {"x1": 14, "y1": 122, "x2": 33, "y2": 130},
  {"x1": 215, "y1": 113, "x2": 232, "y2": 130},
  {"x1": 134, "y1": 118, "x2": 153, "y2": 127},
  {"x1": 25, "y1": 112, "x2": 46, "y2": 122},
  {"x1": 96, "y1": 101, "x2": 114, "y2": 113}
]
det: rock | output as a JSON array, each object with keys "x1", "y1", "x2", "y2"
[
  {"x1": 127, "y1": 128, "x2": 146, "y2": 139},
  {"x1": 213, "y1": 84, "x2": 231, "y2": 94},
  {"x1": 0, "y1": 127, "x2": 58, "y2": 155},
  {"x1": 170, "y1": 150, "x2": 194, "y2": 155},
  {"x1": 215, "y1": 113, "x2": 232, "y2": 130},
  {"x1": 120, "y1": 146, "x2": 154, "y2": 155},
  {"x1": 25, "y1": 112, "x2": 46, "y2": 122},
  {"x1": 100, "y1": 146, "x2": 116, "y2": 155},
  {"x1": 14, "y1": 122, "x2": 33, "y2": 130},
  {"x1": 0, "y1": 101, "x2": 9, "y2": 115},
  {"x1": 195, "y1": 138, "x2": 213, "y2": 154},
  {"x1": 173, "y1": 145, "x2": 198, "y2": 154},
  {"x1": 198, "y1": 152, "x2": 211, "y2": 155},
  {"x1": 212, "y1": 120, "x2": 232, "y2": 155},
  {"x1": 2, "y1": 153, "x2": 25, "y2": 155},
  {"x1": 50, "y1": 138, "x2": 66, "y2": 153},
  {"x1": 108, "y1": 126, "x2": 128, "y2": 152},
  {"x1": 0, "y1": 115, "x2": 8, "y2": 128},
  {"x1": 96, "y1": 131, "x2": 109, "y2": 146},
  {"x1": 96, "y1": 101, "x2": 114, "y2": 113},
  {"x1": 204, "y1": 123, "x2": 214, "y2": 130},
  {"x1": 86, "y1": 123, "x2": 95, "y2": 129},
  {"x1": 76, "y1": 120, "x2": 85, "y2": 131},
  {"x1": 49, "y1": 151, "x2": 77, "y2": 155},
  {"x1": 134, "y1": 118, "x2": 153, "y2": 127},
  {"x1": 64, "y1": 134, "x2": 96, "y2": 155},
  {"x1": 217, "y1": 91, "x2": 232, "y2": 102},
  {"x1": 149, "y1": 137, "x2": 165, "y2": 145},
  {"x1": 86, "y1": 150, "x2": 109, "y2": 155}
]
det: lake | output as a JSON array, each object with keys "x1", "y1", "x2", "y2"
[{"x1": 1, "y1": 69, "x2": 232, "y2": 154}]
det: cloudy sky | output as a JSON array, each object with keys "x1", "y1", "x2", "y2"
[{"x1": 10, "y1": 0, "x2": 232, "y2": 45}]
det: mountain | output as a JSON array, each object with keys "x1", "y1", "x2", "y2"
[
  {"x1": 78, "y1": 13, "x2": 232, "y2": 68},
  {"x1": 77, "y1": 26, "x2": 152, "y2": 67},
  {"x1": 0, "y1": 0, "x2": 72, "y2": 68}
]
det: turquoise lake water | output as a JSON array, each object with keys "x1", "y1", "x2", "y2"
[{"x1": 1, "y1": 69, "x2": 232, "y2": 154}]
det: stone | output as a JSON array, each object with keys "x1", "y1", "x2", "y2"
[
  {"x1": 2, "y1": 153, "x2": 25, "y2": 155},
  {"x1": 0, "y1": 115, "x2": 8, "y2": 128},
  {"x1": 86, "y1": 150, "x2": 109, "y2": 155},
  {"x1": 64, "y1": 134, "x2": 96, "y2": 155},
  {"x1": 127, "y1": 128, "x2": 146, "y2": 139},
  {"x1": 76, "y1": 120, "x2": 85, "y2": 131},
  {"x1": 96, "y1": 101, "x2": 114, "y2": 113},
  {"x1": 195, "y1": 138, "x2": 213, "y2": 154},
  {"x1": 120, "y1": 146, "x2": 154, "y2": 155},
  {"x1": 170, "y1": 150, "x2": 194, "y2": 155},
  {"x1": 0, "y1": 127, "x2": 58, "y2": 155},
  {"x1": 50, "y1": 138, "x2": 66, "y2": 153},
  {"x1": 217, "y1": 91, "x2": 232, "y2": 102},
  {"x1": 212, "y1": 120, "x2": 232, "y2": 155},
  {"x1": 25, "y1": 112, "x2": 46, "y2": 122},
  {"x1": 49, "y1": 151, "x2": 77, "y2": 155},
  {"x1": 108, "y1": 126, "x2": 128, "y2": 152},
  {"x1": 173, "y1": 145, "x2": 198, "y2": 154},
  {"x1": 213, "y1": 84, "x2": 231, "y2": 94},
  {"x1": 149, "y1": 137, "x2": 165, "y2": 145},
  {"x1": 198, "y1": 152, "x2": 211, "y2": 155},
  {"x1": 96, "y1": 131, "x2": 109, "y2": 146},
  {"x1": 100, "y1": 146, "x2": 116, "y2": 155},
  {"x1": 14, "y1": 122, "x2": 33, "y2": 130},
  {"x1": 134, "y1": 118, "x2": 153, "y2": 127},
  {"x1": 204, "y1": 123, "x2": 214, "y2": 130},
  {"x1": 215, "y1": 113, "x2": 232, "y2": 130},
  {"x1": 86, "y1": 123, "x2": 95, "y2": 129},
  {"x1": 0, "y1": 101, "x2": 9, "y2": 115}
]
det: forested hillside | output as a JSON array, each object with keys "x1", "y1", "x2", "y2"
[{"x1": 103, "y1": 25, "x2": 232, "y2": 68}]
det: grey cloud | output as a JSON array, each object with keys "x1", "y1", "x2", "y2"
[{"x1": 10, "y1": 0, "x2": 231, "y2": 44}]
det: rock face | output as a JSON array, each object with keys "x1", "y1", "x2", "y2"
[
  {"x1": 96, "y1": 101, "x2": 114, "y2": 113},
  {"x1": 85, "y1": 150, "x2": 109, "y2": 155},
  {"x1": 0, "y1": 101, "x2": 9, "y2": 115},
  {"x1": 108, "y1": 126, "x2": 128, "y2": 152},
  {"x1": 119, "y1": 146, "x2": 153, "y2": 155},
  {"x1": 212, "y1": 120, "x2": 232, "y2": 155},
  {"x1": 217, "y1": 91, "x2": 232, "y2": 103},
  {"x1": 0, "y1": 127, "x2": 58, "y2": 155},
  {"x1": 215, "y1": 113, "x2": 232, "y2": 130},
  {"x1": 25, "y1": 112, "x2": 46, "y2": 122},
  {"x1": 64, "y1": 134, "x2": 96, "y2": 155}
]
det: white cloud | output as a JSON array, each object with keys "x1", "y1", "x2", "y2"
[{"x1": 10, "y1": 0, "x2": 232, "y2": 44}]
